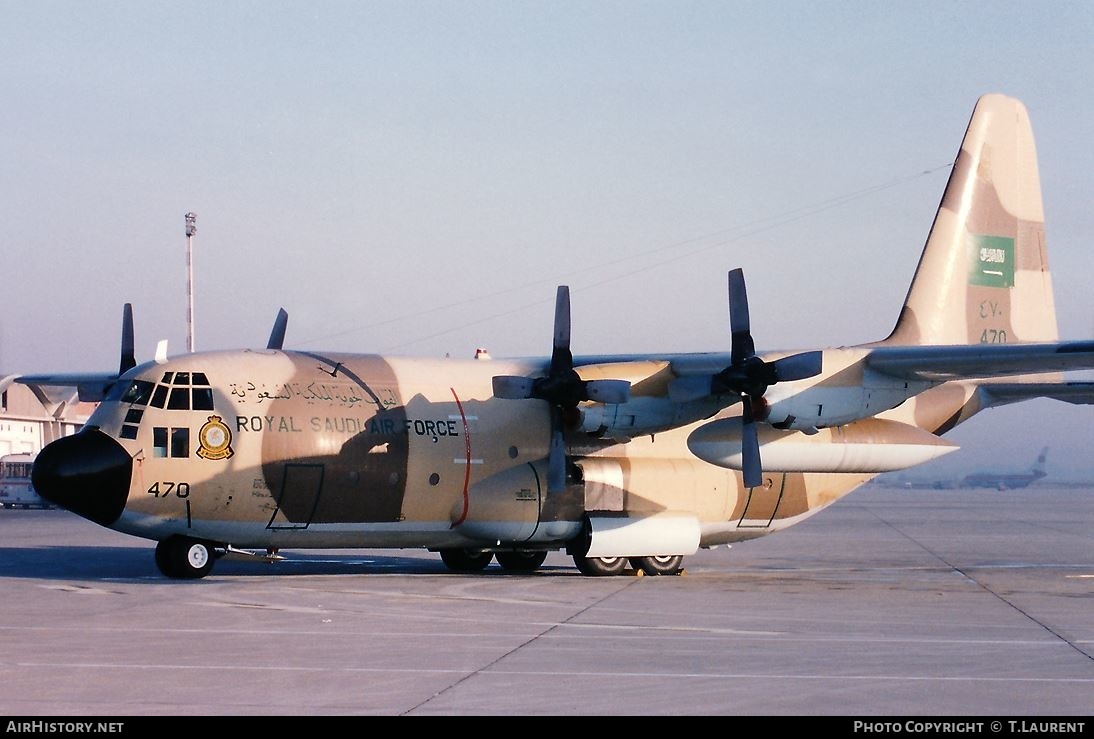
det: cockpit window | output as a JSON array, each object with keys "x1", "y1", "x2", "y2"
[
  {"x1": 123, "y1": 370, "x2": 215, "y2": 414},
  {"x1": 192, "y1": 387, "x2": 214, "y2": 410},
  {"x1": 110, "y1": 370, "x2": 218, "y2": 449},
  {"x1": 120, "y1": 380, "x2": 155, "y2": 406},
  {"x1": 167, "y1": 388, "x2": 189, "y2": 410}
]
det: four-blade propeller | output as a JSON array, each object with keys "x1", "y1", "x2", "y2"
[
  {"x1": 492, "y1": 286, "x2": 631, "y2": 492},
  {"x1": 667, "y1": 269, "x2": 823, "y2": 488},
  {"x1": 712, "y1": 269, "x2": 822, "y2": 487}
]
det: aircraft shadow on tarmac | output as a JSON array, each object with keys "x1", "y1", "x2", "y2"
[{"x1": 0, "y1": 544, "x2": 578, "y2": 581}]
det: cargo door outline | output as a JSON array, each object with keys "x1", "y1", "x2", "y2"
[
  {"x1": 268, "y1": 463, "x2": 325, "y2": 530},
  {"x1": 736, "y1": 474, "x2": 785, "y2": 529}
]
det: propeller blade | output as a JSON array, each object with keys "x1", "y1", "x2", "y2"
[
  {"x1": 583, "y1": 379, "x2": 631, "y2": 405},
  {"x1": 267, "y1": 308, "x2": 289, "y2": 350},
  {"x1": 728, "y1": 268, "x2": 754, "y2": 365},
  {"x1": 550, "y1": 285, "x2": 572, "y2": 376},
  {"x1": 771, "y1": 351, "x2": 823, "y2": 382},
  {"x1": 547, "y1": 409, "x2": 567, "y2": 493},
  {"x1": 740, "y1": 395, "x2": 763, "y2": 489},
  {"x1": 492, "y1": 375, "x2": 536, "y2": 400},
  {"x1": 119, "y1": 303, "x2": 136, "y2": 374}
]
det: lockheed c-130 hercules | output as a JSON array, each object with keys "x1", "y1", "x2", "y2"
[{"x1": 23, "y1": 94, "x2": 1094, "y2": 579}]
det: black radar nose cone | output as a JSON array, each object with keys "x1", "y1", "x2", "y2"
[{"x1": 33, "y1": 428, "x2": 132, "y2": 526}]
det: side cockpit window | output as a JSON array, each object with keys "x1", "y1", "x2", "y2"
[
  {"x1": 107, "y1": 379, "x2": 155, "y2": 405},
  {"x1": 121, "y1": 380, "x2": 155, "y2": 405}
]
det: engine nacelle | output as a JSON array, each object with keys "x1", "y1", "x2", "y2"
[
  {"x1": 761, "y1": 368, "x2": 934, "y2": 430},
  {"x1": 453, "y1": 463, "x2": 581, "y2": 544},
  {"x1": 578, "y1": 396, "x2": 724, "y2": 440}
]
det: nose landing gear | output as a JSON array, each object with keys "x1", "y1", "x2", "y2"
[{"x1": 155, "y1": 536, "x2": 219, "y2": 579}]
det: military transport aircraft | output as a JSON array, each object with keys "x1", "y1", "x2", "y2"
[{"x1": 22, "y1": 94, "x2": 1094, "y2": 579}]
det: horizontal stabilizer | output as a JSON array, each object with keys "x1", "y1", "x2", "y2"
[
  {"x1": 867, "y1": 341, "x2": 1094, "y2": 381},
  {"x1": 978, "y1": 382, "x2": 1094, "y2": 408}
]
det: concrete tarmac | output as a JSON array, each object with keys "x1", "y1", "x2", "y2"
[{"x1": 1, "y1": 483, "x2": 1092, "y2": 716}]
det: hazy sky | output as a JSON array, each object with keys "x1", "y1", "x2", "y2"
[{"x1": 2, "y1": 1, "x2": 1092, "y2": 475}]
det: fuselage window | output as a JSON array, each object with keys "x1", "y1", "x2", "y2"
[
  {"x1": 153, "y1": 427, "x2": 168, "y2": 457},
  {"x1": 154, "y1": 427, "x2": 191, "y2": 458},
  {"x1": 120, "y1": 425, "x2": 139, "y2": 440},
  {"x1": 124, "y1": 409, "x2": 143, "y2": 424},
  {"x1": 170, "y1": 428, "x2": 190, "y2": 458}
]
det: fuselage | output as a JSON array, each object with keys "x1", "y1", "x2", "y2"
[{"x1": 34, "y1": 347, "x2": 952, "y2": 556}]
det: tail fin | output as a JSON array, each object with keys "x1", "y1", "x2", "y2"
[
  {"x1": 1033, "y1": 446, "x2": 1049, "y2": 475},
  {"x1": 883, "y1": 94, "x2": 1057, "y2": 346}
]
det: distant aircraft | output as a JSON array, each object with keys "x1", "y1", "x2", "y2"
[
  {"x1": 19, "y1": 94, "x2": 1094, "y2": 579},
  {"x1": 961, "y1": 447, "x2": 1049, "y2": 490}
]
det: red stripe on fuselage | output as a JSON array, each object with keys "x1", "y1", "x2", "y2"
[{"x1": 450, "y1": 387, "x2": 472, "y2": 526}]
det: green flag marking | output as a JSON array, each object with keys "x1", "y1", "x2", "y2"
[{"x1": 968, "y1": 234, "x2": 1014, "y2": 288}]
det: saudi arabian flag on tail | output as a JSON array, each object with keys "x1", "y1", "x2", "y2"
[{"x1": 968, "y1": 234, "x2": 1015, "y2": 288}]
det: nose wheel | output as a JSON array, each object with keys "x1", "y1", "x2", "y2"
[{"x1": 155, "y1": 536, "x2": 218, "y2": 579}]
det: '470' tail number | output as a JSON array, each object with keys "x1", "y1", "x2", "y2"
[{"x1": 148, "y1": 482, "x2": 190, "y2": 498}]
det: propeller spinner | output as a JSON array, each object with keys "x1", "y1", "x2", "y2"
[{"x1": 492, "y1": 286, "x2": 631, "y2": 492}]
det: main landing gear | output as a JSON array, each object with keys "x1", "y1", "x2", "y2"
[
  {"x1": 568, "y1": 524, "x2": 686, "y2": 576},
  {"x1": 570, "y1": 555, "x2": 684, "y2": 576},
  {"x1": 437, "y1": 548, "x2": 551, "y2": 573}
]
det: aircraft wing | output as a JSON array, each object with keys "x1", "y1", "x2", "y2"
[
  {"x1": 15, "y1": 373, "x2": 120, "y2": 403},
  {"x1": 577, "y1": 340, "x2": 1094, "y2": 389},
  {"x1": 863, "y1": 341, "x2": 1094, "y2": 381}
]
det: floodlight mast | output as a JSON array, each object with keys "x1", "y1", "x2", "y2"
[{"x1": 185, "y1": 212, "x2": 196, "y2": 353}]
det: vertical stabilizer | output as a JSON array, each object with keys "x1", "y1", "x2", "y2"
[
  {"x1": 1033, "y1": 446, "x2": 1049, "y2": 476},
  {"x1": 883, "y1": 94, "x2": 1057, "y2": 346}
]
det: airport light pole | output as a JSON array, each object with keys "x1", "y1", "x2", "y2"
[{"x1": 185, "y1": 212, "x2": 196, "y2": 353}]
